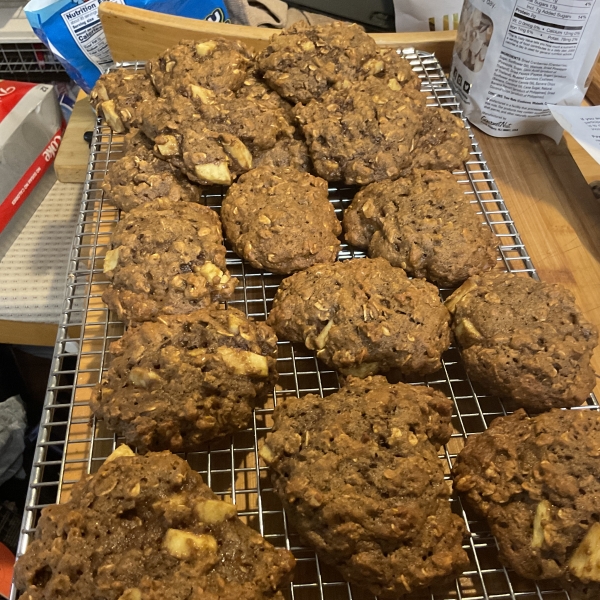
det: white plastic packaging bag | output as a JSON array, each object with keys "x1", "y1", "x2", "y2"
[
  {"x1": 394, "y1": 0, "x2": 464, "y2": 32},
  {"x1": 451, "y1": 0, "x2": 600, "y2": 141}
]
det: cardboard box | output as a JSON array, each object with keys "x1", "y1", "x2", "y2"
[{"x1": 0, "y1": 80, "x2": 64, "y2": 260}]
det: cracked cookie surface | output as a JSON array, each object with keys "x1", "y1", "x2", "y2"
[
  {"x1": 90, "y1": 69, "x2": 158, "y2": 133},
  {"x1": 221, "y1": 166, "x2": 340, "y2": 274},
  {"x1": 261, "y1": 376, "x2": 468, "y2": 598},
  {"x1": 140, "y1": 87, "x2": 307, "y2": 184},
  {"x1": 445, "y1": 272, "x2": 598, "y2": 411},
  {"x1": 146, "y1": 39, "x2": 254, "y2": 96},
  {"x1": 410, "y1": 107, "x2": 471, "y2": 172},
  {"x1": 257, "y1": 20, "x2": 379, "y2": 104},
  {"x1": 294, "y1": 78, "x2": 426, "y2": 184},
  {"x1": 91, "y1": 306, "x2": 278, "y2": 453},
  {"x1": 343, "y1": 170, "x2": 498, "y2": 287},
  {"x1": 453, "y1": 408, "x2": 600, "y2": 597},
  {"x1": 102, "y1": 199, "x2": 237, "y2": 325},
  {"x1": 267, "y1": 257, "x2": 451, "y2": 378},
  {"x1": 102, "y1": 130, "x2": 200, "y2": 212},
  {"x1": 15, "y1": 447, "x2": 295, "y2": 600}
]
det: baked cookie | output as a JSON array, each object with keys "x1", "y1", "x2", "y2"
[
  {"x1": 235, "y1": 75, "x2": 295, "y2": 123},
  {"x1": 221, "y1": 166, "x2": 341, "y2": 274},
  {"x1": 260, "y1": 376, "x2": 469, "y2": 598},
  {"x1": 90, "y1": 69, "x2": 157, "y2": 133},
  {"x1": 185, "y1": 85, "x2": 308, "y2": 171},
  {"x1": 410, "y1": 107, "x2": 471, "y2": 172},
  {"x1": 360, "y1": 47, "x2": 421, "y2": 91},
  {"x1": 91, "y1": 306, "x2": 278, "y2": 453},
  {"x1": 453, "y1": 408, "x2": 600, "y2": 596},
  {"x1": 257, "y1": 20, "x2": 379, "y2": 104},
  {"x1": 102, "y1": 130, "x2": 200, "y2": 212},
  {"x1": 146, "y1": 39, "x2": 254, "y2": 96},
  {"x1": 15, "y1": 446, "x2": 295, "y2": 600},
  {"x1": 267, "y1": 257, "x2": 451, "y2": 377},
  {"x1": 343, "y1": 170, "x2": 498, "y2": 287},
  {"x1": 445, "y1": 272, "x2": 598, "y2": 411},
  {"x1": 141, "y1": 87, "x2": 307, "y2": 184},
  {"x1": 140, "y1": 94, "x2": 254, "y2": 186},
  {"x1": 294, "y1": 78, "x2": 426, "y2": 184},
  {"x1": 102, "y1": 199, "x2": 237, "y2": 325}
]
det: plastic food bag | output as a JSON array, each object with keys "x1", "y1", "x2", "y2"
[
  {"x1": 393, "y1": 0, "x2": 464, "y2": 32},
  {"x1": 451, "y1": 0, "x2": 600, "y2": 141},
  {"x1": 25, "y1": 0, "x2": 230, "y2": 93}
]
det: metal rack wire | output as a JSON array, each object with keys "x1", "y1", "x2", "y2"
[
  {"x1": 12, "y1": 51, "x2": 599, "y2": 600},
  {"x1": 0, "y1": 43, "x2": 68, "y2": 82}
]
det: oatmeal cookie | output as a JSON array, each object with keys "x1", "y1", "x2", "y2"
[
  {"x1": 185, "y1": 85, "x2": 309, "y2": 171},
  {"x1": 359, "y1": 47, "x2": 421, "y2": 91},
  {"x1": 294, "y1": 78, "x2": 426, "y2": 184},
  {"x1": 146, "y1": 39, "x2": 253, "y2": 96},
  {"x1": 140, "y1": 94, "x2": 254, "y2": 186},
  {"x1": 102, "y1": 199, "x2": 237, "y2": 325},
  {"x1": 445, "y1": 272, "x2": 598, "y2": 411},
  {"x1": 257, "y1": 20, "x2": 379, "y2": 104},
  {"x1": 102, "y1": 130, "x2": 200, "y2": 212},
  {"x1": 91, "y1": 306, "x2": 278, "y2": 453},
  {"x1": 15, "y1": 446, "x2": 295, "y2": 600},
  {"x1": 343, "y1": 170, "x2": 498, "y2": 287},
  {"x1": 260, "y1": 376, "x2": 469, "y2": 598},
  {"x1": 453, "y1": 408, "x2": 600, "y2": 596},
  {"x1": 267, "y1": 257, "x2": 451, "y2": 377},
  {"x1": 140, "y1": 87, "x2": 306, "y2": 184},
  {"x1": 221, "y1": 166, "x2": 340, "y2": 274},
  {"x1": 90, "y1": 69, "x2": 157, "y2": 133},
  {"x1": 410, "y1": 107, "x2": 471, "y2": 172}
]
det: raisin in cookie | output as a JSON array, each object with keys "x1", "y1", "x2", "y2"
[
  {"x1": 91, "y1": 307, "x2": 278, "y2": 453},
  {"x1": 260, "y1": 376, "x2": 468, "y2": 598},
  {"x1": 15, "y1": 446, "x2": 295, "y2": 600},
  {"x1": 343, "y1": 170, "x2": 498, "y2": 287},
  {"x1": 445, "y1": 272, "x2": 598, "y2": 411},
  {"x1": 102, "y1": 199, "x2": 237, "y2": 325},
  {"x1": 90, "y1": 69, "x2": 157, "y2": 133},
  {"x1": 453, "y1": 408, "x2": 600, "y2": 597},
  {"x1": 221, "y1": 166, "x2": 340, "y2": 274},
  {"x1": 102, "y1": 130, "x2": 200, "y2": 212},
  {"x1": 267, "y1": 257, "x2": 451, "y2": 377},
  {"x1": 146, "y1": 39, "x2": 253, "y2": 97},
  {"x1": 294, "y1": 78, "x2": 426, "y2": 184},
  {"x1": 257, "y1": 20, "x2": 379, "y2": 104}
]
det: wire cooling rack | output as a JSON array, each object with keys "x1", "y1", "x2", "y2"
[
  {"x1": 0, "y1": 43, "x2": 68, "y2": 82},
  {"x1": 12, "y1": 50, "x2": 599, "y2": 600}
]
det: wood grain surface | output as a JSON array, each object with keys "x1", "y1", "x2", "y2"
[
  {"x1": 586, "y1": 58, "x2": 600, "y2": 106},
  {"x1": 98, "y1": 3, "x2": 457, "y2": 64},
  {"x1": 54, "y1": 90, "x2": 95, "y2": 183},
  {"x1": 476, "y1": 131, "x2": 600, "y2": 398}
]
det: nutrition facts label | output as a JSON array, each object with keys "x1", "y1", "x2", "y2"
[
  {"x1": 61, "y1": 0, "x2": 124, "y2": 71},
  {"x1": 503, "y1": 0, "x2": 596, "y2": 59}
]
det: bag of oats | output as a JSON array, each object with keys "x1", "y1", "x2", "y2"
[{"x1": 451, "y1": 0, "x2": 600, "y2": 141}]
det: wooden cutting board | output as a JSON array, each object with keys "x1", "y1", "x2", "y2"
[{"x1": 53, "y1": 5, "x2": 600, "y2": 396}]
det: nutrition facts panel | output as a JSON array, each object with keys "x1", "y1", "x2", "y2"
[{"x1": 503, "y1": 0, "x2": 596, "y2": 58}]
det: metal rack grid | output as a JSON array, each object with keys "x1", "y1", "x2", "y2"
[
  {"x1": 13, "y1": 50, "x2": 599, "y2": 600},
  {"x1": 0, "y1": 43, "x2": 67, "y2": 81}
]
